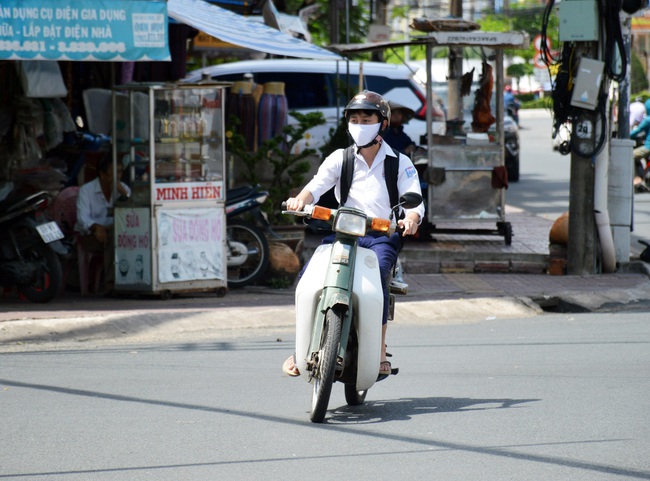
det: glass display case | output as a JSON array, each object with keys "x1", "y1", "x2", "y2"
[{"x1": 111, "y1": 82, "x2": 229, "y2": 297}]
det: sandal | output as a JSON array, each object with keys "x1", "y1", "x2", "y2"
[
  {"x1": 282, "y1": 354, "x2": 300, "y2": 377},
  {"x1": 379, "y1": 360, "x2": 392, "y2": 376}
]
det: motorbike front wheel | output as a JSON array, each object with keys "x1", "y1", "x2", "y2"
[
  {"x1": 226, "y1": 220, "x2": 270, "y2": 288},
  {"x1": 19, "y1": 243, "x2": 62, "y2": 303},
  {"x1": 310, "y1": 306, "x2": 342, "y2": 423}
]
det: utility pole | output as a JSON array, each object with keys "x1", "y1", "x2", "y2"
[
  {"x1": 610, "y1": 14, "x2": 635, "y2": 264},
  {"x1": 565, "y1": 2, "x2": 642, "y2": 273},
  {"x1": 329, "y1": 1, "x2": 339, "y2": 45},
  {"x1": 447, "y1": 0, "x2": 463, "y2": 120},
  {"x1": 371, "y1": 0, "x2": 389, "y2": 62},
  {"x1": 567, "y1": 42, "x2": 599, "y2": 275}
]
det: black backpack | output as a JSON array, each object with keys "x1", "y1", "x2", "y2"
[{"x1": 339, "y1": 145, "x2": 400, "y2": 209}]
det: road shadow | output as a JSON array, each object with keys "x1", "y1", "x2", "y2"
[{"x1": 327, "y1": 395, "x2": 540, "y2": 424}]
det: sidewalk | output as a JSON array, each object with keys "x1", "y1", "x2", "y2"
[{"x1": 1, "y1": 205, "x2": 650, "y2": 347}]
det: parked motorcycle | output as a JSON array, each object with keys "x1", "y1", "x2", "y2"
[
  {"x1": 225, "y1": 184, "x2": 272, "y2": 288},
  {"x1": 283, "y1": 192, "x2": 423, "y2": 423},
  {"x1": 0, "y1": 186, "x2": 66, "y2": 302}
]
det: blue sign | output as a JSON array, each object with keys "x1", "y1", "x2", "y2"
[{"x1": 0, "y1": 0, "x2": 170, "y2": 61}]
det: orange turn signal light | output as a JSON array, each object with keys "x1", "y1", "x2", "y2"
[
  {"x1": 312, "y1": 205, "x2": 332, "y2": 221},
  {"x1": 371, "y1": 218, "x2": 391, "y2": 232}
]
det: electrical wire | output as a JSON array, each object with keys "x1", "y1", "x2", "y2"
[
  {"x1": 600, "y1": 0, "x2": 627, "y2": 82},
  {"x1": 569, "y1": 96, "x2": 608, "y2": 158}
]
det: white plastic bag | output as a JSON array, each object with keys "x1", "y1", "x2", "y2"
[{"x1": 16, "y1": 61, "x2": 68, "y2": 98}]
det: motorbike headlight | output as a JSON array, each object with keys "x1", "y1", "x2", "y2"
[{"x1": 334, "y1": 211, "x2": 367, "y2": 236}]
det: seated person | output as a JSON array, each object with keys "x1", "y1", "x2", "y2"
[{"x1": 75, "y1": 156, "x2": 130, "y2": 294}]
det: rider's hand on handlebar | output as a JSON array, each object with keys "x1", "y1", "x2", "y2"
[
  {"x1": 285, "y1": 197, "x2": 305, "y2": 212},
  {"x1": 398, "y1": 213, "x2": 420, "y2": 237}
]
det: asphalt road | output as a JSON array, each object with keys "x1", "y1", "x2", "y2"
[{"x1": 1, "y1": 311, "x2": 649, "y2": 480}]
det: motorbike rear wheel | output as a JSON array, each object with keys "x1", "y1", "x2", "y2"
[
  {"x1": 344, "y1": 384, "x2": 368, "y2": 406},
  {"x1": 310, "y1": 306, "x2": 342, "y2": 423},
  {"x1": 19, "y1": 243, "x2": 62, "y2": 303},
  {"x1": 226, "y1": 220, "x2": 270, "y2": 288}
]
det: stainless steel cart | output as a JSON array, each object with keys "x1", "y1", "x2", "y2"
[
  {"x1": 111, "y1": 82, "x2": 229, "y2": 298},
  {"x1": 425, "y1": 143, "x2": 512, "y2": 245},
  {"x1": 331, "y1": 30, "x2": 529, "y2": 246}
]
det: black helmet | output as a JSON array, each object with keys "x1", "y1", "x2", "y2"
[{"x1": 344, "y1": 91, "x2": 391, "y2": 126}]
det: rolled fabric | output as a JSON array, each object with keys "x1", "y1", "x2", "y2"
[
  {"x1": 258, "y1": 82, "x2": 288, "y2": 148},
  {"x1": 226, "y1": 82, "x2": 256, "y2": 151}
]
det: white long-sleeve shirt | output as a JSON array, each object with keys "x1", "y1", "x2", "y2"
[
  {"x1": 75, "y1": 178, "x2": 131, "y2": 235},
  {"x1": 304, "y1": 141, "x2": 425, "y2": 222}
]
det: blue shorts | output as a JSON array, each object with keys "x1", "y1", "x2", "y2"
[{"x1": 303, "y1": 232, "x2": 403, "y2": 325}]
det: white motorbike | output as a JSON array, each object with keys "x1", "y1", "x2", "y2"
[{"x1": 283, "y1": 192, "x2": 423, "y2": 423}]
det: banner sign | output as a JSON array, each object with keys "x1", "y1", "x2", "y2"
[
  {"x1": 0, "y1": 0, "x2": 170, "y2": 61},
  {"x1": 157, "y1": 208, "x2": 225, "y2": 283},
  {"x1": 155, "y1": 181, "x2": 224, "y2": 203},
  {"x1": 115, "y1": 207, "x2": 152, "y2": 287}
]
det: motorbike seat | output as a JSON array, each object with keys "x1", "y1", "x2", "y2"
[{"x1": 226, "y1": 185, "x2": 258, "y2": 205}]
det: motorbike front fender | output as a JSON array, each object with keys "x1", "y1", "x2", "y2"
[
  {"x1": 47, "y1": 239, "x2": 69, "y2": 256},
  {"x1": 18, "y1": 217, "x2": 68, "y2": 256},
  {"x1": 294, "y1": 244, "x2": 383, "y2": 391}
]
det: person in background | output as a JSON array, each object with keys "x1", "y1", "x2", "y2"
[
  {"x1": 75, "y1": 156, "x2": 131, "y2": 294},
  {"x1": 629, "y1": 96, "x2": 646, "y2": 130},
  {"x1": 504, "y1": 84, "x2": 521, "y2": 127},
  {"x1": 382, "y1": 101, "x2": 418, "y2": 156},
  {"x1": 281, "y1": 91, "x2": 425, "y2": 378},
  {"x1": 630, "y1": 99, "x2": 650, "y2": 191}
]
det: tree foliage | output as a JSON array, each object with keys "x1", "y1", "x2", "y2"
[
  {"x1": 304, "y1": 0, "x2": 370, "y2": 48},
  {"x1": 631, "y1": 50, "x2": 650, "y2": 94},
  {"x1": 226, "y1": 111, "x2": 326, "y2": 225}
]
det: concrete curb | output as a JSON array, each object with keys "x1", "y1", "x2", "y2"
[
  {"x1": 0, "y1": 297, "x2": 543, "y2": 350},
  {"x1": 5, "y1": 280, "x2": 650, "y2": 351}
]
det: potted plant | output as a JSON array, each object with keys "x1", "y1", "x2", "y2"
[
  {"x1": 226, "y1": 111, "x2": 326, "y2": 286},
  {"x1": 226, "y1": 111, "x2": 326, "y2": 225}
]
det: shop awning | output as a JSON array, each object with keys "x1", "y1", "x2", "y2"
[
  {"x1": 167, "y1": 0, "x2": 341, "y2": 60},
  {"x1": 0, "y1": 0, "x2": 171, "y2": 61}
]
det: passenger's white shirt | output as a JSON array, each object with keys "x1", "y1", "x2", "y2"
[
  {"x1": 304, "y1": 141, "x2": 425, "y2": 222},
  {"x1": 630, "y1": 101, "x2": 646, "y2": 128}
]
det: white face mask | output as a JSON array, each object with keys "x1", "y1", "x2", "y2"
[{"x1": 348, "y1": 122, "x2": 381, "y2": 147}]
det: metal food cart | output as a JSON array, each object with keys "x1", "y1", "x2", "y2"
[
  {"x1": 112, "y1": 82, "x2": 229, "y2": 298},
  {"x1": 332, "y1": 29, "x2": 529, "y2": 245}
]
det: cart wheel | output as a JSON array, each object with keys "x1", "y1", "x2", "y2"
[
  {"x1": 215, "y1": 287, "x2": 227, "y2": 297},
  {"x1": 503, "y1": 222, "x2": 513, "y2": 245},
  {"x1": 160, "y1": 290, "x2": 172, "y2": 300}
]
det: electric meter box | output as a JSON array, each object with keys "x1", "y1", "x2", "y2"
[
  {"x1": 559, "y1": 0, "x2": 599, "y2": 42},
  {"x1": 570, "y1": 57, "x2": 605, "y2": 110}
]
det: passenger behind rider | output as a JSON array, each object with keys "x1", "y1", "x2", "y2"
[
  {"x1": 382, "y1": 101, "x2": 418, "y2": 156},
  {"x1": 282, "y1": 91, "x2": 425, "y2": 378},
  {"x1": 629, "y1": 96, "x2": 646, "y2": 130},
  {"x1": 75, "y1": 155, "x2": 131, "y2": 295},
  {"x1": 629, "y1": 99, "x2": 650, "y2": 189}
]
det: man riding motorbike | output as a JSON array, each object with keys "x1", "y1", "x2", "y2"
[{"x1": 282, "y1": 91, "x2": 425, "y2": 377}]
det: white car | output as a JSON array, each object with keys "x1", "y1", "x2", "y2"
[{"x1": 184, "y1": 59, "x2": 446, "y2": 154}]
